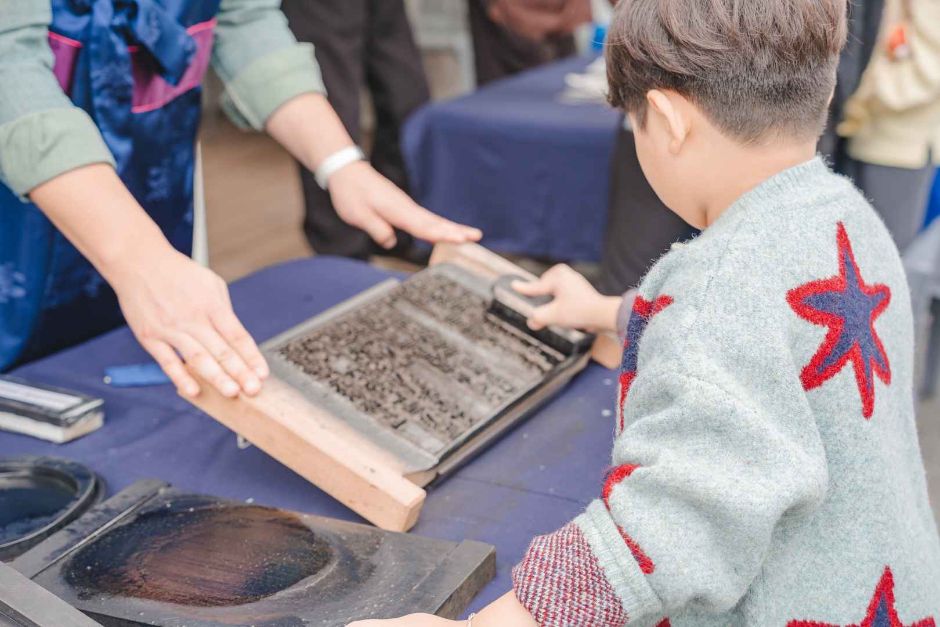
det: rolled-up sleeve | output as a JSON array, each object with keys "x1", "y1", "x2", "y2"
[
  {"x1": 0, "y1": 0, "x2": 114, "y2": 199},
  {"x1": 212, "y1": 0, "x2": 326, "y2": 130}
]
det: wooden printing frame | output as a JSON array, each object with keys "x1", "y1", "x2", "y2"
[{"x1": 184, "y1": 243, "x2": 620, "y2": 532}]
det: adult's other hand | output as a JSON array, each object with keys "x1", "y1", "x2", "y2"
[{"x1": 329, "y1": 161, "x2": 481, "y2": 250}]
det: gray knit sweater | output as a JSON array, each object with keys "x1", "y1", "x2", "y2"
[{"x1": 512, "y1": 158, "x2": 940, "y2": 625}]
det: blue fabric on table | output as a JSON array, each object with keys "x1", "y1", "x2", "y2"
[
  {"x1": 403, "y1": 56, "x2": 622, "y2": 263},
  {"x1": 0, "y1": 257, "x2": 614, "y2": 615}
]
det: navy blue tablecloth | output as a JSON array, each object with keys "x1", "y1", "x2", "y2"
[
  {"x1": 403, "y1": 56, "x2": 622, "y2": 263},
  {"x1": 0, "y1": 257, "x2": 616, "y2": 616}
]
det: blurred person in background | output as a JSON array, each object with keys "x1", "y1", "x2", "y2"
[
  {"x1": 835, "y1": 0, "x2": 940, "y2": 251},
  {"x1": 280, "y1": 0, "x2": 433, "y2": 262},
  {"x1": 469, "y1": 0, "x2": 591, "y2": 85}
]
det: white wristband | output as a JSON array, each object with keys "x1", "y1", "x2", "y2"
[{"x1": 315, "y1": 145, "x2": 365, "y2": 190}]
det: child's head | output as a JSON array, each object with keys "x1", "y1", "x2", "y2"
[{"x1": 606, "y1": 0, "x2": 847, "y2": 227}]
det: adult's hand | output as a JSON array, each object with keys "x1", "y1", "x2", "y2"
[
  {"x1": 328, "y1": 161, "x2": 481, "y2": 250},
  {"x1": 108, "y1": 245, "x2": 268, "y2": 399},
  {"x1": 265, "y1": 94, "x2": 482, "y2": 249},
  {"x1": 30, "y1": 164, "x2": 268, "y2": 400}
]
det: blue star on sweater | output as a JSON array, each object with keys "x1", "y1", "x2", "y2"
[{"x1": 787, "y1": 222, "x2": 891, "y2": 419}]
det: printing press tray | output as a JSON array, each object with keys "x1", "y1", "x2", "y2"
[{"x1": 184, "y1": 245, "x2": 592, "y2": 531}]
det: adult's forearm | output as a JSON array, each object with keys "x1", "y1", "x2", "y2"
[
  {"x1": 29, "y1": 162, "x2": 270, "y2": 400},
  {"x1": 28, "y1": 163, "x2": 171, "y2": 283},
  {"x1": 265, "y1": 92, "x2": 354, "y2": 173}
]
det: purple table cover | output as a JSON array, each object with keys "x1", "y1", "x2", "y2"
[
  {"x1": 0, "y1": 257, "x2": 616, "y2": 615},
  {"x1": 403, "y1": 56, "x2": 622, "y2": 263}
]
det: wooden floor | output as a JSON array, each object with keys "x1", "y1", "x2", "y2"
[{"x1": 199, "y1": 109, "x2": 940, "y2": 527}]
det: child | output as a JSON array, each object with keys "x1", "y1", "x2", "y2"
[{"x1": 351, "y1": 0, "x2": 940, "y2": 624}]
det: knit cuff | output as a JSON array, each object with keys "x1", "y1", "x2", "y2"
[
  {"x1": 0, "y1": 107, "x2": 115, "y2": 199},
  {"x1": 512, "y1": 521, "x2": 629, "y2": 627},
  {"x1": 578, "y1": 501, "x2": 663, "y2": 621},
  {"x1": 220, "y1": 43, "x2": 326, "y2": 131}
]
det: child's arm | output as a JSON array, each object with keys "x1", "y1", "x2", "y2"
[
  {"x1": 512, "y1": 264, "x2": 628, "y2": 333},
  {"x1": 510, "y1": 351, "x2": 829, "y2": 624}
]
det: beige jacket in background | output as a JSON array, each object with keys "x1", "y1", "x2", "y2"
[{"x1": 838, "y1": 0, "x2": 940, "y2": 168}]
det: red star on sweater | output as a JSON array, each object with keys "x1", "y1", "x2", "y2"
[
  {"x1": 788, "y1": 567, "x2": 935, "y2": 627},
  {"x1": 787, "y1": 222, "x2": 891, "y2": 419}
]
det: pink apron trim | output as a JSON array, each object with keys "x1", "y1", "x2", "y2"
[
  {"x1": 131, "y1": 18, "x2": 216, "y2": 113},
  {"x1": 47, "y1": 31, "x2": 82, "y2": 94},
  {"x1": 47, "y1": 18, "x2": 216, "y2": 113}
]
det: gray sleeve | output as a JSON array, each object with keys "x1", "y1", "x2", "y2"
[
  {"x1": 212, "y1": 0, "x2": 327, "y2": 130},
  {"x1": 0, "y1": 0, "x2": 114, "y2": 198},
  {"x1": 514, "y1": 368, "x2": 829, "y2": 624}
]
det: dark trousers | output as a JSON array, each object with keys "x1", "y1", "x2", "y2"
[
  {"x1": 597, "y1": 127, "x2": 698, "y2": 295},
  {"x1": 280, "y1": 0, "x2": 430, "y2": 258},
  {"x1": 468, "y1": 0, "x2": 576, "y2": 86}
]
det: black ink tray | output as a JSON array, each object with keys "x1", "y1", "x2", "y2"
[
  {"x1": 12, "y1": 480, "x2": 495, "y2": 626},
  {"x1": 0, "y1": 457, "x2": 104, "y2": 561}
]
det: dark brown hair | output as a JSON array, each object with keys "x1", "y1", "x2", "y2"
[{"x1": 606, "y1": 0, "x2": 848, "y2": 142}]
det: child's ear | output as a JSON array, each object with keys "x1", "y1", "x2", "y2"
[{"x1": 646, "y1": 89, "x2": 690, "y2": 154}]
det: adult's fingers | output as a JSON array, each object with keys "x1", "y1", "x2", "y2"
[
  {"x1": 187, "y1": 321, "x2": 261, "y2": 396},
  {"x1": 210, "y1": 306, "x2": 269, "y2": 380},
  {"x1": 349, "y1": 205, "x2": 398, "y2": 249},
  {"x1": 377, "y1": 195, "x2": 482, "y2": 244},
  {"x1": 141, "y1": 338, "x2": 199, "y2": 398},
  {"x1": 167, "y1": 331, "x2": 241, "y2": 398}
]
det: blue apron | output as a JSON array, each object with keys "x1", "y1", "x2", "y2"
[{"x1": 0, "y1": 0, "x2": 220, "y2": 370}]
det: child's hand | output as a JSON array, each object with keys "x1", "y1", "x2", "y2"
[
  {"x1": 512, "y1": 264, "x2": 622, "y2": 333},
  {"x1": 346, "y1": 615, "x2": 458, "y2": 627}
]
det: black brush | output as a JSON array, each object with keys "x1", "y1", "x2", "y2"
[{"x1": 487, "y1": 274, "x2": 595, "y2": 356}]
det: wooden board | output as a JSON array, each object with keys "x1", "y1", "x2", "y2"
[{"x1": 187, "y1": 375, "x2": 426, "y2": 532}]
